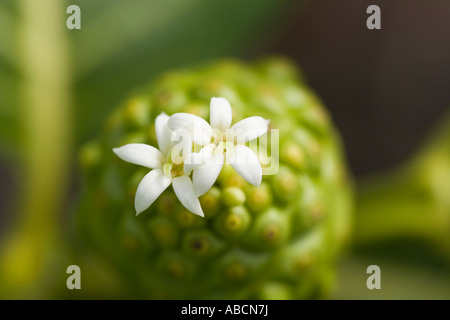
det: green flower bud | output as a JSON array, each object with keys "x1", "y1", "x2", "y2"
[
  {"x1": 291, "y1": 177, "x2": 326, "y2": 233},
  {"x1": 291, "y1": 129, "x2": 323, "y2": 171},
  {"x1": 121, "y1": 234, "x2": 142, "y2": 255},
  {"x1": 214, "y1": 206, "x2": 251, "y2": 239},
  {"x1": 120, "y1": 215, "x2": 154, "y2": 256},
  {"x1": 243, "y1": 208, "x2": 289, "y2": 250},
  {"x1": 272, "y1": 166, "x2": 299, "y2": 202},
  {"x1": 199, "y1": 186, "x2": 221, "y2": 217},
  {"x1": 223, "y1": 261, "x2": 247, "y2": 282},
  {"x1": 148, "y1": 218, "x2": 178, "y2": 248},
  {"x1": 274, "y1": 229, "x2": 322, "y2": 281},
  {"x1": 222, "y1": 187, "x2": 246, "y2": 207},
  {"x1": 299, "y1": 94, "x2": 330, "y2": 134},
  {"x1": 281, "y1": 142, "x2": 305, "y2": 170},
  {"x1": 218, "y1": 164, "x2": 247, "y2": 188},
  {"x1": 246, "y1": 183, "x2": 273, "y2": 212},
  {"x1": 258, "y1": 282, "x2": 292, "y2": 300},
  {"x1": 157, "y1": 253, "x2": 192, "y2": 282},
  {"x1": 182, "y1": 231, "x2": 224, "y2": 259},
  {"x1": 176, "y1": 209, "x2": 205, "y2": 229},
  {"x1": 156, "y1": 193, "x2": 178, "y2": 216}
]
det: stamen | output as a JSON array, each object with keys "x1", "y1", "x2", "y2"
[
  {"x1": 210, "y1": 128, "x2": 223, "y2": 146},
  {"x1": 163, "y1": 162, "x2": 172, "y2": 178},
  {"x1": 170, "y1": 163, "x2": 185, "y2": 178}
]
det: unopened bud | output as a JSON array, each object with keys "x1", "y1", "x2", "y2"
[
  {"x1": 281, "y1": 142, "x2": 305, "y2": 170},
  {"x1": 199, "y1": 187, "x2": 221, "y2": 216},
  {"x1": 215, "y1": 206, "x2": 251, "y2": 238},
  {"x1": 246, "y1": 183, "x2": 273, "y2": 212},
  {"x1": 222, "y1": 187, "x2": 246, "y2": 207}
]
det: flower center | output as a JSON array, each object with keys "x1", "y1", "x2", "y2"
[
  {"x1": 215, "y1": 141, "x2": 234, "y2": 157},
  {"x1": 163, "y1": 161, "x2": 185, "y2": 178},
  {"x1": 170, "y1": 163, "x2": 184, "y2": 178},
  {"x1": 163, "y1": 148, "x2": 187, "y2": 179},
  {"x1": 210, "y1": 128, "x2": 225, "y2": 147}
]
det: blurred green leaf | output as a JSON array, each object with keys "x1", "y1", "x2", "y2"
[
  {"x1": 71, "y1": 0, "x2": 295, "y2": 144},
  {"x1": 72, "y1": 0, "x2": 204, "y2": 77},
  {"x1": 354, "y1": 111, "x2": 450, "y2": 261},
  {"x1": 0, "y1": 4, "x2": 17, "y2": 67},
  {"x1": 0, "y1": 0, "x2": 297, "y2": 151},
  {"x1": 0, "y1": 2, "x2": 20, "y2": 154}
]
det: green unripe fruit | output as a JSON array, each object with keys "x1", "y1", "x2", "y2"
[{"x1": 77, "y1": 58, "x2": 353, "y2": 299}]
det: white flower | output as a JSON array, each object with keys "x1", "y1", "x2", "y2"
[
  {"x1": 168, "y1": 97, "x2": 269, "y2": 196},
  {"x1": 113, "y1": 113, "x2": 204, "y2": 217}
]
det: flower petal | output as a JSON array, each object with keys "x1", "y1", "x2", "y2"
[
  {"x1": 231, "y1": 116, "x2": 270, "y2": 143},
  {"x1": 172, "y1": 175, "x2": 204, "y2": 217},
  {"x1": 183, "y1": 145, "x2": 212, "y2": 174},
  {"x1": 113, "y1": 143, "x2": 163, "y2": 169},
  {"x1": 183, "y1": 152, "x2": 202, "y2": 175},
  {"x1": 135, "y1": 169, "x2": 171, "y2": 215},
  {"x1": 228, "y1": 144, "x2": 262, "y2": 186},
  {"x1": 192, "y1": 153, "x2": 224, "y2": 196},
  {"x1": 168, "y1": 113, "x2": 212, "y2": 145},
  {"x1": 155, "y1": 112, "x2": 172, "y2": 155},
  {"x1": 170, "y1": 128, "x2": 193, "y2": 165},
  {"x1": 210, "y1": 97, "x2": 232, "y2": 131}
]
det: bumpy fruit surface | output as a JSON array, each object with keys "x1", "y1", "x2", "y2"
[{"x1": 78, "y1": 58, "x2": 353, "y2": 299}]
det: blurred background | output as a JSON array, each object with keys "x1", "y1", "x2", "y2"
[{"x1": 0, "y1": 0, "x2": 449, "y2": 299}]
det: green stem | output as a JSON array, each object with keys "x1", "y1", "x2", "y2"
[
  {"x1": 355, "y1": 169, "x2": 446, "y2": 244},
  {"x1": 354, "y1": 111, "x2": 450, "y2": 258},
  {"x1": 0, "y1": 0, "x2": 71, "y2": 298},
  {"x1": 0, "y1": 4, "x2": 17, "y2": 67}
]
